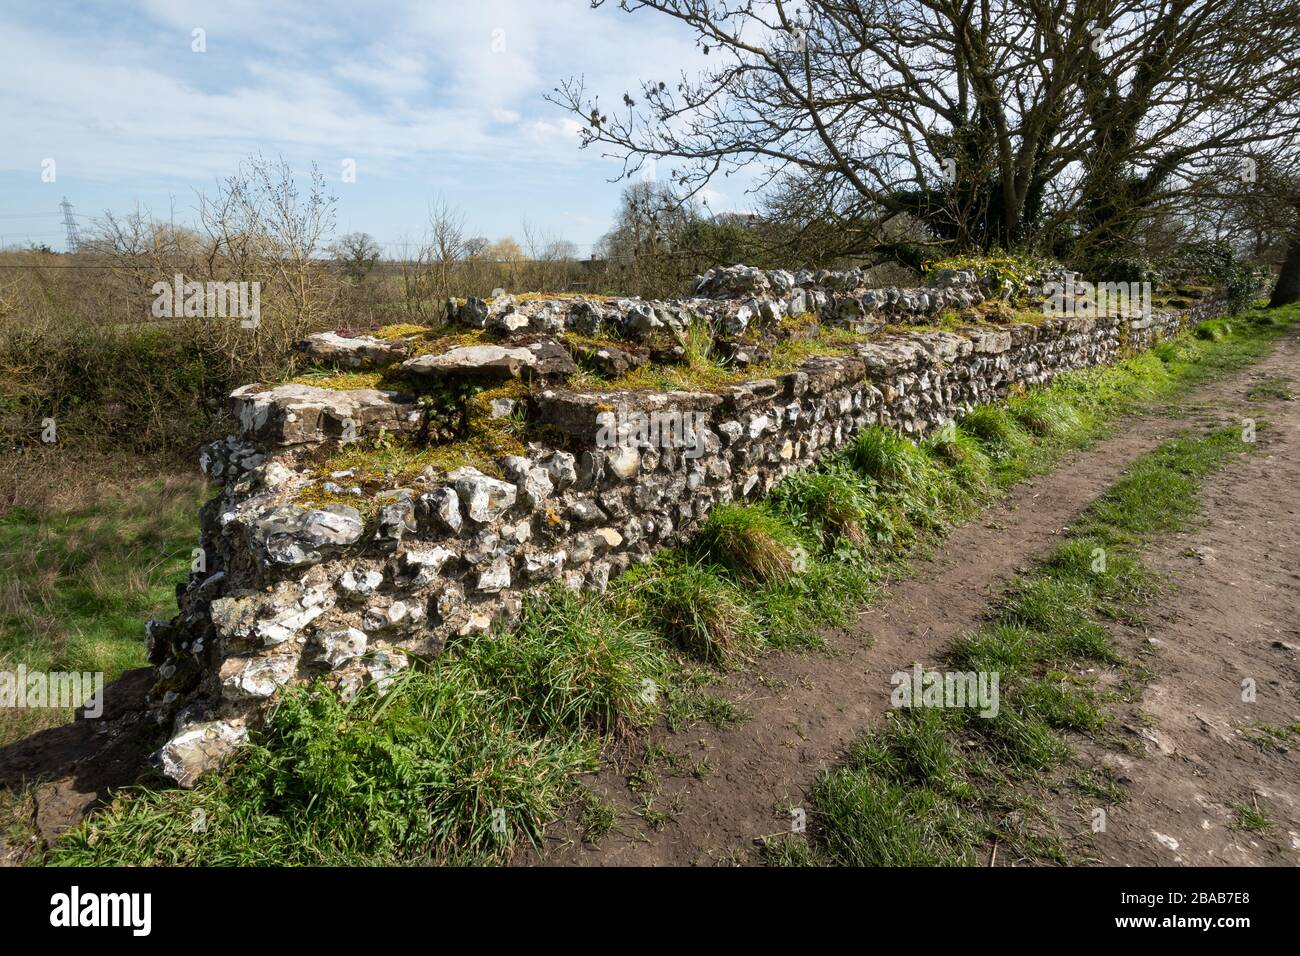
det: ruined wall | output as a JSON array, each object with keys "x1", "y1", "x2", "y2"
[{"x1": 145, "y1": 279, "x2": 1229, "y2": 786}]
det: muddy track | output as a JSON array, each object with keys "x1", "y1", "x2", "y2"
[
  {"x1": 526, "y1": 329, "x2": 1300, "y2": 866},
  {"x1": 1051, "y1": 346, "x2": 1300, "y2": 866}
]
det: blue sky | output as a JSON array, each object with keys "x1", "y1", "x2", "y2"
[{"x1": 0, "y1": 0, "x2": 755, "y2": 254}]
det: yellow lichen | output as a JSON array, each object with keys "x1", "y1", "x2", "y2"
[
  {"x1": 512, "y1": 291, "x2": 617, "y2": 304},
  {"x1": 285, "y1": 370, "x2": 387, "y2": 390},
  {"x1": 371, "y1": 323, "x2": 429, "y2": 340}
]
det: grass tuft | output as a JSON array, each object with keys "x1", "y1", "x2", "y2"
[
  {"x1": 960, "y1": 405, "x2": 1030, "y2": 461},
  {"x1": 629, "y1": 557, "x2": 756, "y2": 665},
  {"x1": 695, "y1": 505, "x2": 803, "y2": 584},
  {"x1": 1008, "y1": 394, "x2": 1084, "y2": 438}
]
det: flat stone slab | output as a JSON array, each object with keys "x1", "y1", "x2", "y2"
[
  {"x1": 400, "y1": 339, "x2": 575, "y2": 384},
  {"x1": 230, "y1": 382, "x2": 422, "y2": 446},
  {"x1": 298, "y1": 331, "x2": 408, "y2": 368}
]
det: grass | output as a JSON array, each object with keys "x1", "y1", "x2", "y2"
[
  {"x1": 43, "y1": 302, "x2": 1299, "y2": 866},
  {"x1": 1229, "y1": 802, "x2": 1273, "y2": 835},
  {"x1": 1246, "y1": 375, "x2": 1294, "y2": 403},
  {"x1": 921, "y1": 424, "x2": 994, "y2": 492},
  {"x1": 0, "y1": 473, "x2": 206, "y2": 747},
  {"x1": 623, "y1": 556, "x2": 757, "y2": 665},
  {"x1": 769, "y1": 462, "x2": 876, "y2": 549},
  {"x1": 53, "y1": 588, "x2": 655, "y2": 866},
  {"x1": 694, "y1": 505, "x2": 805, "y2": 584},
  {"x1": 576, "y1": 788, "x2": 618, "y2": 845},
  {"x1": 960, "y1": 404, "x2": 1031, "y2": 462},
  {"x1": 851, "y1": 425, "x2": 937, "y2": 487}
]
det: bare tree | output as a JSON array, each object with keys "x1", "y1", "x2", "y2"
[
  {"x1": 549, "y1": 0, "x2": 1300, "y2": 262},
  {"x1": 331, "y1": 232, "x2": 382, "y2": 284}
]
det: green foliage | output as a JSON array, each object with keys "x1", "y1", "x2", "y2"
[
  {"x1": 851, "y1": 426, "x2": 934, "y2": 487},
  {"x1": 455, "y1": 589, "x2": 666, "y2": 735},
  {"x1": 923, "y1": 253, "x2": 1056, "y2": 299},
  {"x1": 1008, "y1": 394, "x2": 1083, "y2": 438},
  {"x1": 922, "y1": 424, "x2": 994, "y2": 491},
  {"x1": 628, "y1": 556, "x2": 756, "y2": 665},
  {"x1": 769, "y1": 461, "x2": 875, "y2": 549}
]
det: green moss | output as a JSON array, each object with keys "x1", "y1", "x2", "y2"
[
  {"x1": 371, "y1": 323, "x2": 429, "y2": 340},
  {"x1": 285, "y1": 370, "x2": 388, "y2": 390},
  {"x1": 298, "y1": 379, "x2": 531, "y2": 494},
  {"x1": 410, "y1": 328, "x2": 492, "y2": 356},
  {"x1": 612, "y1": 365, "x2": 743, "y2": 392},
  {"x1": 764, "y1": 329, "x2": 859, "y2": 371},
  {"x1": 513, "y1": 292, "x2": 617, "y2": 304}
]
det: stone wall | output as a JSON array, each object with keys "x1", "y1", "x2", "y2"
[
  {"x1": 448, "y1": 265, "x2": 1001, "y2": 340},
  {"x1": 144, "y1": 282, "x2": 1228, "y2": 786}
]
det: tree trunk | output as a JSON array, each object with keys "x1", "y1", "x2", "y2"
[{"x1": 1269, "y1": 237, "x2": 1300, "y2": 307}]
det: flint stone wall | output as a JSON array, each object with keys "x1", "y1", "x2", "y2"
[
  {"x1": 444, "y1": 266, "x2": 1007, "y2": 340},
  {"x1": 146, "y1": 295, "x2": 1227, "y2": 786}
]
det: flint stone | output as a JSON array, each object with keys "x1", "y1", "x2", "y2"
[
  {"x1": 313, "y1": 627, "x2": 368, "y2": 668},
  {"x1": 363, "y1": 600, "x2": 426, "y2": 632},
  {"x1": 230, "y1": 383, "x2": 421, "y2": 447},
  {"x1": 567, "y1": 301, "x2": 603, "y2": 334},
  {"x1": 401, "y1": 339, "x2": 574, "y2": 384},
  {"x1": 221, "y1": 654, "x2": 297, "y2": 700},
  {"x1": 154, "y1": 720, "x2": 248, "y2": 789},
  {"x1": 376, "y1": 498, "x2": 417, "y2": 545},
  {"x1": 606, "y1": 445, "x2": 641, "y2": 480},
  {"x1": 451, "y1": 468, "x2": 518, "y2": 522},
  {"x1": 574, "y1": 343, "x2": 646, "y2": 377},
  {"x1": 418, "y1": 487, "x2": 463, "y2": 533},
  {"x1": 249, "y1": 504, "x2": 365, "y2": 568},
  {"x1": 477, "y1": 556, "x2": 512, "y2": 592},
  {"x1": 545, "y1": 451, "x2": 578, "y2": 489},
  {"x1": 338, "y1": 567, "x2": 384, "y2": 597}
]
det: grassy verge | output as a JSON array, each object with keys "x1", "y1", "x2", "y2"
[
  {"x1": 765, "y1": 423, "x2": 1257, "y2": 866},
  {"x1": 47, "y1": 304, "x2": 1296, "y2": 866},
  {"x1": 0, "y1": 472, "x2": 207, "y2": 748}
]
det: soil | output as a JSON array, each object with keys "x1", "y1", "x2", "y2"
[{"x1": 524, "y1": 328, "x2": 1300, "y2": 866}]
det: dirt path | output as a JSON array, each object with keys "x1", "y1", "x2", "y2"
[
  {"x1": 1049, "y1": 354, "x2": 1300, "y2": 865},
  {"x1": 529, "y1": 329, "x2": 1300, "y2": 866}
]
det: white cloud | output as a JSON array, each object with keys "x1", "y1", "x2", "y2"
[
  {"x1": 0, "y1": 0, "x2": 746, "y2": 247},
  {"x1": 520, "y1": 117, "x2": 584, "y2": 144}
]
